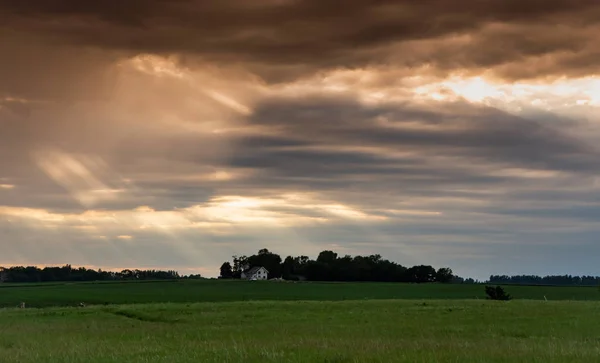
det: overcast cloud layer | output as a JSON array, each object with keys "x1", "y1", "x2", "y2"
[{"x1": 1, "y1": 0, "x2": 600, "y2": 279}]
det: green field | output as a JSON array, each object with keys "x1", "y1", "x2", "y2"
[
  {"x1": 1, "y1": 279, "x2": 599, "y2": 308},
  {"x1": 2, "y1": 299, "x2": 600, "y2": 362},
  {"x1": 2, "y1": 280, "x2": 600, "y2": 362}
]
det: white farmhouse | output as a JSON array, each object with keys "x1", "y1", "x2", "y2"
[{"x1": 241, "y1": 266, "x2": 269, "y2": 280}]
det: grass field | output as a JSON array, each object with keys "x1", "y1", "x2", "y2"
[
  {"x1": 1, "y1": 279, "x2": 599, "y2": 308},
  {"x1": 3, "y1": 280, "x2": 600, "y2": 362},
  {"x1": 2, "y1": 299, "x2": 600, "y2": 362}
]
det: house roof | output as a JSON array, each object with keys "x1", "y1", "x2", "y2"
[{"x1": 244, "y1": 266, "x2": 268, "y2": 275}]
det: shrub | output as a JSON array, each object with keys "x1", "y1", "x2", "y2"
[{"x1": 485, "y1": 285, "x2": 512, "y2": 301}]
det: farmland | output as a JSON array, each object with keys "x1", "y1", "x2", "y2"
[
  {"x1": 2, "y1": 299, "x2": 600, "y2": 362},
  {"x1": 0, "y1": 279, "x2": 599, "y2": 308},
  {"x1": 2, "y1": 280, "x2": 600, "y2": 362}
]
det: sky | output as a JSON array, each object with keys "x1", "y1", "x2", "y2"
[{"x1": 1, "y1": 0, "x2": 600, "y2": 280}]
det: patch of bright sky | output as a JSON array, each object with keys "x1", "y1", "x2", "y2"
[
  {"x1": 0, "y1": 194, "x2": 398, "y2": 232},
  {"x1": 272, "y1": 68, "x2": 600, "y2": 120},
  {"x1": 410, "y1": 75, "x2": 600, "y2": 120}
]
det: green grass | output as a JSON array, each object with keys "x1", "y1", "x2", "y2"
[
  {"x1": 1, "y1": 280, "x2": 599, "y2": 308},
  {"x1": 3, "y1": 281, "x2": 600, "y2": 362},
  {"x1": 2, "y1": 299, "x2": 600, "y2": 362}
]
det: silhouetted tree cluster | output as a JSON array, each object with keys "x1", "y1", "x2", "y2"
[
  {"x1": 451, "y1": 276, "x2": 478, "y2": 284},
  {"x1": 219, "y1": 249, "x2": 462, "y2": 283},
  {"x1": 0, "y1": 265, "x2": 188, "y2": 283},
  {"x1": 181, "y1": 274, "x2": 204, "y2": 280},
  {"x1": 485, "y1": 285, "x2": 512, "y2": 301},
  {"x1": 488, "y1": 274, "x2": 600, "y2": 286},
  {"x1": 219, "y1": 262, "x2": 233, "y2": 279}
]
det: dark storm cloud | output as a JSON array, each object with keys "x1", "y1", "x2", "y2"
[
  {"x1": 238, "y1": 97, "x2": 600, "y2": 175},
  {"x1": 2, "y1": 0, "x2": 599, "y2": 81},
  {"x1": 0, "y1": 37, "x2": 122, "y2": 100}
]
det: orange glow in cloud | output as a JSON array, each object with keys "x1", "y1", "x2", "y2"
[
  {"x1": 0, "y1": 193, "x2": 439, "y2": 233},
  {"x1": 413, "y1": 75, "x2": 600, "y2": 112},
  {"x1": 270, "y1": 68, "x2": 600, "y2": 118}
]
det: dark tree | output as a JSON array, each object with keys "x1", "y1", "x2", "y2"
[
  {"x1": 436, "y1": 267, "x2": 454, "y2": 283},
  {"x1": 488, "y1": 274, "x2": 600, "y2": 286},
  {"x1": 219, "y1": 262, "x2": 233, "y2": 279},
  {"x1": 305, "y1": 261, "x2": 332, "y2": 281},
  {"x1": 281, "y1": 256, "x2": 295, "y2": 279},
  {"x1": 0, "y1": 265, "x2": 182, "y2": 282},
  {"x1": 485, "y1": 285, "x2": 512, "y2": 301},
  {"x1": 282, "y1": 255, "x2": 311, "y2": 280},
  {"x1": 317, "y1": 250, "x2": 338, "y2": 265},
  {"x1": 231, "y1": 255, "x2": 248, "y2": 279},
  {"x1": 406, "y1": 265, "x2": 437, "y2": 283}
]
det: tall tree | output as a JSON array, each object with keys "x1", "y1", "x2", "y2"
[
  {"x1": 436, "y1": 267, "x2": 454, "y2": 283},
  {"x1": 219, "y1": 262, "x2": 233, "y2": 279},
  {"x1": 406, "y1": 265, "x2": 437, "y2": 283},
  {"x1": 232, "y1": 255, "x2": 248, "y2": 278},
  {"x1": 281, "y1": 256, "x2": 295, "y2": 279},
  {"x1": 317, "y1": 250, "x2": 338, "y2": 264}
]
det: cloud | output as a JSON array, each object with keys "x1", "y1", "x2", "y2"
[
  {"x1": 0, "y1": 193, "x2": 392, "y2": 232},
  {"x1": 2, "y1": 3, "x2": 600, "y2": 278},
  {"x1": 2, "y1": 0, "x2": 599, "y2": 82},
  {"x1": 238, "y1": 96, "x2": 599, "y2": 177}
]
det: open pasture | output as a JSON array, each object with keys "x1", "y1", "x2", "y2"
[{"x1": 2, "y1": 299, "x2": 600, "y2": 362}]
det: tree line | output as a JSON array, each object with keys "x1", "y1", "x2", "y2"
[
  {"x1": 2, "y1": 259, "x2": 595, "y2": 286},
  {"x1": 488, "y1": 274, "x2": 600, "y2": 286},
  {"x1": 0, "y1": 265, "x2": 202, "y2": 283},
  {"x1": 219, "y1": 248, "x2": 461, "y2": 283}
]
